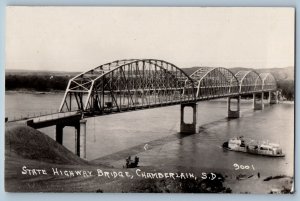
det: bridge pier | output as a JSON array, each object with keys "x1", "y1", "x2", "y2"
[
  {"x1": 56, "y1": 125, "x2": 64, "y2": 145},
  {"x1": 79, "y1": 119, "x2": 87, "y2": 159},
  {"x1": 180, "y1": 102, "x2": 198, "y2": 134},
  {"x1": 55, "y1": 118, "x2": 87, "y2": 159},
  {"x1": 269, "y1": 91, "x2": 279, "y2": 104},
  {"x1": 227, "y1": 96, "x2": 240, "y2": 118},
  {"x1": 253, "y1": 92, "x2": 264, "y2": 110}
]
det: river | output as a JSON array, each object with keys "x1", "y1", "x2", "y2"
[{"x1": 5, "y1": 91, "x2": 294, "y2": 179}]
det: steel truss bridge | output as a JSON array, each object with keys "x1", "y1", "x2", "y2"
[
  {"x1": 59, "y1": 59, "x2": 277, "y2": 116},
  {"x1": 22, "y1": 59, "x2": 278, "y2": 158}
]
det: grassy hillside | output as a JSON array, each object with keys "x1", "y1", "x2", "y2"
[{"x1": 5, "y1": 124, "x2": 89, "y2": 165}]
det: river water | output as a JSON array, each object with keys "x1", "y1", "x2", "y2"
[{"x1": 5, "y1": 91, "x2": 294, "y2": 177}]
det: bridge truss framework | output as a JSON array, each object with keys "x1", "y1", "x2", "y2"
[{"x1": 59, "y1": 59, "x2": 277, "y2": 115}]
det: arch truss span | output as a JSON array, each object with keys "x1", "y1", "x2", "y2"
[
  {"x1": 59, "y1": 59, "x2": 196, "y2": 114},
  {"x1": 259, "y1": 73, "x2": 277, "y2": 91},
  {"x1": 189, "y1": 67, "x2": 239, "y2": 99},
  {"x1": 235, "y1": 70, "x2": 263, "y2": 94}
]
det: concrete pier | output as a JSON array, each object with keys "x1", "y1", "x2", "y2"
[
  {"x1": 227, "y1": 96, "x2": 240, "y2": 118},
  {"x1": 52, "y1": 118, "x2": 87, "y2": 159},
  {"x1": 56, "y1": 124, "x2": 64, "y2": 145},
  {"x1": 74, "y1": 124, "x2": 80, "y2": 156},
  {"x1": 79, "y1": 119, "x2": 87, "y2": 159},
  {"x1": 180, "y1": 102, "x2": 198, "y2": 134},
  {"x1": 270, "y1": 91, "x2": 279, "y2": 104},
  {"x1": 253, "y1": 92, "x2": 264, "y2": 110}
]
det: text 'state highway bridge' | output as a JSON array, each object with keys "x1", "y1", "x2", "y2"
[{"x1": 24, "y1": 59, "x2": 279, "y2": 158}]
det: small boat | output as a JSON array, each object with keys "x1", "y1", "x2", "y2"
[{"x1": 222, "y1": 137, "x2": 285, "y2": 157}]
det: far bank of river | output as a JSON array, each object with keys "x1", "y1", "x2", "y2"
[{"x1": 5, "y1": 89, "x2": 65, "y2": 94}]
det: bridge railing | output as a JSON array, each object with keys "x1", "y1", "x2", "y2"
[{"x1": 6, "y1": 110, "x2": 79, "y2": 123}]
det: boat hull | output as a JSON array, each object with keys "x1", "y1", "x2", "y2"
[
  {"x1": 246, "y1": 148, "x2": 285, "y2": 157},
  {"x1": 222, "y1": 141, "x2": 285, "y2": 157}
]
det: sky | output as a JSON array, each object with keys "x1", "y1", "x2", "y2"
[{"x1": 5, "y1": 7, "x2": 295, "y2": 72}]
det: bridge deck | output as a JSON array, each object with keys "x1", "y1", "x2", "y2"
[
  {"x1": 19, "y1": 89, "x2": 275, "y2": 129},
  {"x1": 26, "y1": 112, "x2": 81, "y2": 129}
]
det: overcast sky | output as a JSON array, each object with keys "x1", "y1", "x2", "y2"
[{"x1": 6, "y1": 7, "x2": 294, "y2": 72}]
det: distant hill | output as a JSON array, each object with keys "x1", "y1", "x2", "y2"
[
  {"x1": 230, "y1": 66, "x2": 294, "y2": 81},
  {"x1": 181, "y1": 67, "x2": 202, "y2": 76},
  {"x1": 182, "y1": 66, "x2": 294, "y2": 81}
]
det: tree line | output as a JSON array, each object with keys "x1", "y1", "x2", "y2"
[
  {"x1": 277, "y1": 80, "x2": 294, "y2": 101},
  {"x1": 5, "y1": 75, "x2": 69, "y2": 91}
]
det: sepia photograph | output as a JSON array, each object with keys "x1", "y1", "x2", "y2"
[{"x1": 4, "y1": 6, "x2": 295, "y2": 193}]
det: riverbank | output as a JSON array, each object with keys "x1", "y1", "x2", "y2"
[{"x1": 5, "y1": 123, "x2": 293, "y2": 193}]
